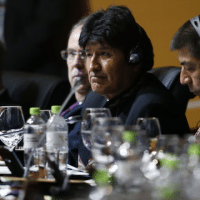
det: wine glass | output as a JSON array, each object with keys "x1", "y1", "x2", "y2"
[
  {"x1": 91, "y1": 117, "x2": 123, "y2": 167},
  {"x1": 81, "y1": 113, "x2": 108, "y2": 150},
  {"x1": 89, "y1": 117, "x2": 123, "y2": 200},
  {"x1": 136, "y1": 117, "x2": 161, "y2": 138},
  {"x1": 82, "y1": 108, "x2": 111, "y2": 120},
  {"x1": 81, "y1": 108, "x2": 112, "y2": 150},
  {"x1": 136, "y1": 117, "x2": 161, "y2": 180},
  {"x1": 0, "y1": 106, "x2": 25, "y2": 150},
  {"x1": 115, "y1": 125, "x2": 150, "y2": 191}
]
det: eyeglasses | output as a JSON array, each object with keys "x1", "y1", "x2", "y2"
[{"x1": 60, "y1": 50, "x2": 86, "y2": 61}]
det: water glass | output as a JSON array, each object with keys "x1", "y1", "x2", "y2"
[
  {"x1": 0, "y1": 106, "x2": 25, "y2": 150},
  {"x1": 136, "y1": 117, "x2": 161, "y2": 138},
  {"x1": 81, "y1": 108, "x2": 112, "y2": 150},
  {"x1": 115, "y1": 125, "x2": 149, "y2": 190},
  {"x1": 81, "y1": 113, "x2": 108, "y2": 150},
  {"x1": 91, "y1": 117, "x2": 123, "y2": 166}
]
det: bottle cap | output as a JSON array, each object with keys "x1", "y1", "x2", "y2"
[
  {"x1": 51, "y1": 105, "x2": 61, "y2": 114},
  {"x1": 29, "y1": 107, "x2": 41, "y2": 115},
  {"x1": 92, "y1": 169, "x2": 116, "y2": 186},
  {"x1": 122, "y1": 130, "x2": 137, "y2": 143},
  {"x1": 160, "y1": 154, "x2": 179, "y2": 169},
  {"x1": 188, "y1": 143, "x2": 200, "y2": 156}
]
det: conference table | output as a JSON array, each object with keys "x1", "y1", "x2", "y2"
[{"x1": 0, "y1": 160, "x2": 153, "y2": 200}]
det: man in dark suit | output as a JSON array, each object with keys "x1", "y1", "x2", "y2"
[
  {"x1": 66, "y1": 6, "x2": 190, "y2": 167},
  {"x1": 60, "y1": 17, "x2": 91, "y2": 167},
  {"x1": 171, "y1": 15, "x2": 200, "y2": 136},
  {"x1": 61, "y1": 17, "x2": 91, "y2": 119}
]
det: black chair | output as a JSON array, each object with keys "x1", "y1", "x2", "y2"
[
  {"x1": 149, "y1": 66, "x2": 195, "y2": 113},
  {"x1": 2, "y1": 71, "x2": 75, "y2": 119}
]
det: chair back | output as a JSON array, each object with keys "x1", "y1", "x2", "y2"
[
  {"x1": 149, "y1": 66, "x2": 195, "y2": 112},
  {"x1": 2, "y1": 71, "x2": 74, "y2": 118}
]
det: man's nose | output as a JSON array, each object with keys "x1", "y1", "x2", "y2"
[
  {"x1": 88, "y1": 54, "x2": 101, "y2": 72},
  {"x1": 73, "y1": 54, "x2": 85, "y2": 69},
  {"x1": 180, "y1": 67, "x2": 191, "y2": 85}
]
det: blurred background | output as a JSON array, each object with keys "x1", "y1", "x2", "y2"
[{"x1": 0, "y1": 0, "x2": 199, "y2": 128}]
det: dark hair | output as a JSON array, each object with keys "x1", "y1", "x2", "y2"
[
  {"x1": 137, "y1": 24, "x2": 154, "y2": 71},
  {"x1": 171, "y1": 15, "x2": 200, "y2": 60},
  {"x1": 79, "y1": 5, "x2": 154, "y2": 71}
]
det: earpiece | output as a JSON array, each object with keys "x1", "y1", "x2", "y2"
[
  {"x1": 128, "y1": 45, "x2": 143, "y2": 64},
  {"x1": 190, "y1": 16, "x2": 200, "y2": 37}
]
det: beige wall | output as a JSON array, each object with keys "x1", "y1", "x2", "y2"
[{"x1": 89, "y1": 0, "x2": 200, "y2": 128}]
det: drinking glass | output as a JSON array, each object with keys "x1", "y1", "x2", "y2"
[
  {"x1": 82, "y1": 108, "x2": 112, "y2": 119},
  {"x1": 0, "y1": 106, "x2": 25, "y2": 150},
  {"x1": 89, "y1": 117, "x2": 123, "y2": 200},
  {"x1": 81, "y1": 113, "x2": 108, "y2": 150},
  {"x1": 91, "y1": 117, "x2": 123, "y2": 167},
  {"x1": 156, "y1": 134, "x2": 181, "y2": 155},
  {"x1": 81, "y1": 108, "x2": 112, "y2": 150},
  {"x1": 136, "y1": 117, "x2": 161, "y2": 138},
  {"x1": 115, "y1": 125, "x2": 149, "y2": 190}
]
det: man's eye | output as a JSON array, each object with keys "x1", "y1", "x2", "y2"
[
  {"x1": 86, "y1": 53, "x2": 92, "y2": 57},
  {"x1": 101, "y1": 52, "x2": 109, "y2": 56},
  {"x1": 68, "y1": 51, "x2": 76, "y2": 56},
  {"x1": 185, "y1": 67, "x2": 194, "y2": 72}
]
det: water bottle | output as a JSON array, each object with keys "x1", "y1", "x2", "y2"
[
  {"x1": 46, "y1": 105, "x2": 68, "y2": 177},
  {"x1": 152, "y1": 154, "x2": 182, "y2": 199},
  {"x1": 24, "y1": 107, "x2": 46, "y2": 175}
]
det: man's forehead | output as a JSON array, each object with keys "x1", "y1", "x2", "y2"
[
  {"x1": 177, "y1": 48, "x2": 200, "y2": 68},
  {"x1": 67, "y1": 25, "x2": 83, "y2": 48},
  {"x1": 177, "y1": 47, "x2": 193, "y2": 62},
  {"x1": 85, "y1": 41, "x2": 112, "y2": 51}
]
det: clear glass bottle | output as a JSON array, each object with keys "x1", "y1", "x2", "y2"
[
  {"x1": 152, "y1": 154, "x2": 182, "y2": 199},
  {"x1": 23, "y1": 107, "x2": 46, "y2": 174},
  {"x1": 46, "y1": 105, "x2": 68, "y2": 177}
]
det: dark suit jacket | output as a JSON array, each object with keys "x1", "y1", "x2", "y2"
[
  {"x1": 66, "y1": 73, "x2": 190, "y2": 167},
  {"x1": 62, "y1": 102, "x2": 83, "y2": 167}
]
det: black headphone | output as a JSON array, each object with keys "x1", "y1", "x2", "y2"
[
  {"x1": 128, "y1": 45, "x2": 143, "y2": 65},
  {"x1": 190, "y1": 16, "x2": 200, "y2": 37}
]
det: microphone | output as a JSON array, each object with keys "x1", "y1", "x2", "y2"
[
  {"x1": 57, "y1": 76, "x2": 84, "y2": 116},
  {"x1": 23, "y1": 76, "x2": 85, "y2": 179}
]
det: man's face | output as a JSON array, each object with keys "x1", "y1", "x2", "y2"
[
  {"x1": 178, "y1": 46, "x2": 200, "y2": 97},
  {"x1": 85, "y1": 41, "x2": 139, "y2": 100},
  {"x1": 67, "y1": 25, "x2": 90, "y2": 94}
]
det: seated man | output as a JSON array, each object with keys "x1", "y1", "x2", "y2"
[
  {"x1": 60, "y1": 17, "x2": 91, "y2": 167},
  {"x1": 61, "y1": 16, "x2": 91, "y2": 119},
  {"x1": 170, "y1": 15, "x2": 200, "y2": 136},
  {"x1": 67, "y1": 5, "x2": 190, "y2": 167}
]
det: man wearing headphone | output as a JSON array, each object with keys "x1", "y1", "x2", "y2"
[
  {"x1": 68, "y1": 5, "x2": 190, "y2": 167},
  {"x1": 171, "y1": 15, "x2": 200, "y2": 136},
  {"x1": 171, "y1": 16, "x2": 200, "y2": 99}
]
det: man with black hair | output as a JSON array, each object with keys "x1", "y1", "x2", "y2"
[
  {"x1": 68, "y1": 5, "x2": 190, "y2": 167},
  {"x1": 171, "y1": 15, "x2": 200, "y2": 136},
  {"x1": 171, "y1": 15, "x2": 200, "y2": 98}
]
